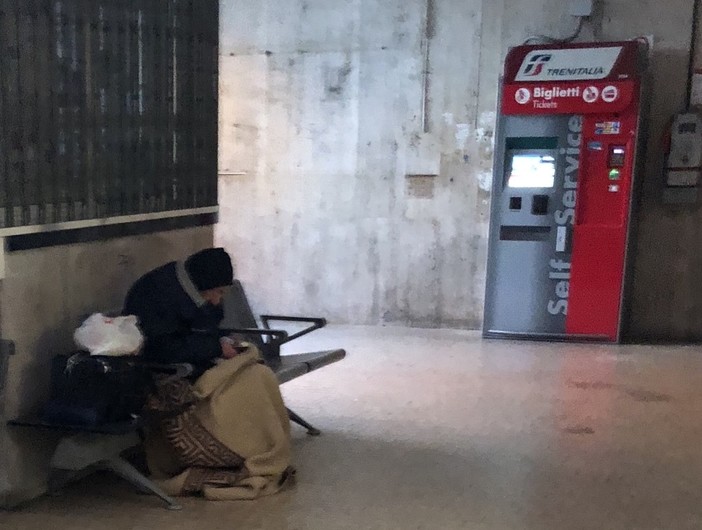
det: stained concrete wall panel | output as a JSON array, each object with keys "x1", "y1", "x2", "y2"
[
  {"x1": 219, "y1": 0, "x2": 266, "y2": 54},
  {"x1": 357, "y1": 50, "x2": 417, "y2": 216},
  {"x1": 501, "y1": 0, "x2": 573, "y2": 54},
  {"x1": 600, "y1": 0, "x2": 693, "y2": 48},
  {"x1": 219, "y1": 55, "x2": 267, "y2": 176},
  {"x1": 221, "y1": 0, "x2": 417, "y2": 56},
  {"x1": 358, "y1": 0, "x2": 425, "y2": 51},
  {"x1": 296, "y1": 53, "x2": 361, "y2": 178},
  {"x1": 217, "y1": 0, "x2": 495, "y2": 327},
  {"x1": 266, "y1": 0, "x2": 362, "y2": 55},
  {"x1": 383, "y1": 219, "x2": 443, "y2": 327},
  {"x1": 427, "y1": 0, "x2": 483, "y2": 130}
]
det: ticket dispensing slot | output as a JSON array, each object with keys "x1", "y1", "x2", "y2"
[{"x1": 499, "y1": 225, "x2": 551, "y2": 241}]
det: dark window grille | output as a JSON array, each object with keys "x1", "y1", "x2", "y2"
[{"x1": 0, "y1": 0, "x2": 219, "y2": 231}]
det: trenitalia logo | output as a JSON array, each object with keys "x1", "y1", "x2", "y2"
[
  {"x1": 522, "y1": 54, "x2": 552, "y2": 77},
  {"x1": 515, "y1": 47, "x2": 622, "y2": 82}
]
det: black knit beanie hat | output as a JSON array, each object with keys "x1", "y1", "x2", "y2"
[{"x1": 185, "y1": 248, "x2": 234, "y2": 291}]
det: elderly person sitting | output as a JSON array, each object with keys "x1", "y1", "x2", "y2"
[{"x1": 123, "y1": 248, "x2": 294, "y2": 500}]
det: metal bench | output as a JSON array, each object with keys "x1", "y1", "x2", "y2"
[
  {"x1": 221, "y1": 280, "x2": 347, "y2": 436},
  {"x1": 8, "y1": 415, "x2": 184, "y2": 510},
  {"x1": 7, "y1": 360, "x2": 193, "y2": 511},
  {"x1": 6, "y1": 281, "x2": 345, "y2": 509}
]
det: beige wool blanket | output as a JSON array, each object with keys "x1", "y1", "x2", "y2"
[{"x1": 144, "y1": 348, "x2": 294, "y2": 500}]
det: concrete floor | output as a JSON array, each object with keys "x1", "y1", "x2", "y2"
[{"x1": 3, "y1": 326, "x2": 702, "y2": 529}]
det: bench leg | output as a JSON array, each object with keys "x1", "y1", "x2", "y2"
[
  {"x1": 101, "y1": 457, "x2": 183, "y2": 511},
  {"x1": 287, "y1": 408, "x2": 321, "y2": 436}
]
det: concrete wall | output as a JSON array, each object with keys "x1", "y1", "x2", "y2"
[
  {"x1": 217, "y1": 0, "x2": 495, "y2": 328},
  {"x1": 217, "y1": 0, "x2": 701, "y2": 339},
  {"x1": 0, "y1": 226, "x2": 213, "y2": 506},
  {"x1": 620, "y1": 0, "x2": 702, "y2": 341}
]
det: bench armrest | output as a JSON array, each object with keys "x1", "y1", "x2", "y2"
[
  {"x1": 259, "y1": 316, "x2": 327, "y2": 342},
  {"x1": 219, "y1": 327, "x2": 289, "y2": 343}
]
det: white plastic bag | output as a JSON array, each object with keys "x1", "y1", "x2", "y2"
[{"x1": 74, "y1": 313, "x2": 144, "y2": 356}]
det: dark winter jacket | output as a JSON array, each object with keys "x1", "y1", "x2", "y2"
[{"x1": 123, "y1": 261, "x2": 223, "y2": 373}]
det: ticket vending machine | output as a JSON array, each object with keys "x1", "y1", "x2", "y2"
[{"x1": 483, "y1": 41, "x2": 649, "y2": 343}]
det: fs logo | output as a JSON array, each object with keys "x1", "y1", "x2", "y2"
[
  {"x1": 522, "y1": 54, "x2": 552, "y2": 77},
  {"x1": 515, "y1": 88, "x2": 531, "y2": 105}
]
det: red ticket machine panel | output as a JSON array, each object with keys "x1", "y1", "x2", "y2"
[{"x1": 484, "y1": 41, "x2": 647, "y2": 342}]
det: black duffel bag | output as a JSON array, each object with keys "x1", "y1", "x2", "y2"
[{"x1": 42, "y1": 352, "x2": 153, "y2": 427}]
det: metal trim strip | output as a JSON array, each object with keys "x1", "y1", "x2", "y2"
[{"x1": 0, "y1": 206, "x2": 219, "y2": 237}]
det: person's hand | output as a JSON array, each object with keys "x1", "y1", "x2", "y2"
[{"x1": 220, "y1": 338, "x2": 240, "y2": 359}]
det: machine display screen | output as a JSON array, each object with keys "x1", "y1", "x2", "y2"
[{"x1": 507, "y1": 152, "x2": 557, "y2": 188}]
